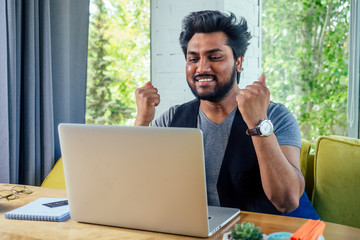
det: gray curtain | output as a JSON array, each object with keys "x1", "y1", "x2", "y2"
[{"x1": 0, "y1": 0, "x2": 89, "y2": 185}]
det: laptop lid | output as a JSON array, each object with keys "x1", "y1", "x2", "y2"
[{"x1": 58, "y1": 123, "x2": 239, "y2": 237}]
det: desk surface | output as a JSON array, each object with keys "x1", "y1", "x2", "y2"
[{"x1": 1, "y1": 184, "x2": 359, "y2": 240}]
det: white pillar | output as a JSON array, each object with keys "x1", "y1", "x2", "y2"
[
  {"x1": 347, "y1": 0, "x2": 360, "y2": 138},
  {"x1": 151, "y1": 0, "x2": 262, "y2": 118}
]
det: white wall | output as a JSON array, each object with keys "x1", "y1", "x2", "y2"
[{"x1": 151, "y1": 0, "x2": 262, "y2": 118}]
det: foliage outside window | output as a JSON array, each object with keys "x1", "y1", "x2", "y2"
[
  {"x1": 86, "y1": 0, "x2": 150, "y2": 125},
  {"x1": 262, "y1": 0, "x2": 350, "y2": 142}
]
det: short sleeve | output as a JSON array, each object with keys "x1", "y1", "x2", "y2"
[
  {"x1": 152, "y1": 105, "x2": 179, "y2": 127},
  {"x1": 267, "y1": 102, "x2": 301, "y2": 148}
]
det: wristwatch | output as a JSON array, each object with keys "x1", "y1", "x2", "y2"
[{"x1": 246, "y1": 119, "x2": 273, "y2": 137}]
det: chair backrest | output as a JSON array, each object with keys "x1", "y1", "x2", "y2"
[
  {"x1": 312, "y1": 135, "x2": 360, "y2": 228},
  {"x1": 41, "y1": 157, "x2": 66, "y2": 190},
  {"x1": 43, "y1": 141, "x2": 316, "y2": 195},
  {"x1": 300, "y1": 139, "x2": 314, "y2": 199}
]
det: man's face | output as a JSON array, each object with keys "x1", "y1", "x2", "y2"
[{"x1": 185, "y1": 32, "x2": 240, "y2": 102}]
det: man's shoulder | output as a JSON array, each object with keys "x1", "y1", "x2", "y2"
[
  {"x1": 153, "y1": 99, "x2": 200, "y2": 127},
  {"x1": 153, "y1": 105, "x2": 179, "y2": 127},
  {"x1": 267, "y1": 101, "x2": 292, "y2": 119},
  {"x1": 267, "y1": 101, "x2": 301, "y2": 147},
  {"x1": 268, "y1": 101, "x2": 288, "y2": 111},
  {"x1": 179, "y1": 98, "x2": 199, "y2": 107},
  {"x1": 267, "y1": 101, "x2": 295, "y2": 121}
]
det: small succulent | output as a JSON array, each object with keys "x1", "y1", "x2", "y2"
[{"x1": 229, "y1": 222, "x2": 263, "y2": 240}]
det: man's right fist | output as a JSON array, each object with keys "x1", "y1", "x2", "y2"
[{"x1": 134, "y1": 82, "x2": 160, "y2": 126}]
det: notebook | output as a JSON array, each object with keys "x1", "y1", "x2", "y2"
[
  {"x1": 58, "y1": 123, "x2": 240, "y2": 237},
  {"x1": 5, "y1": 198, "x2": 70, "y2": 221}
]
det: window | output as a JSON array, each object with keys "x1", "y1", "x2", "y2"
[
  {"x1": 86, "y1": 0, "x2": 150, "y2": 125},
  {"x1": 262, "y1": 0, "x2": 350, "y2": 142}
]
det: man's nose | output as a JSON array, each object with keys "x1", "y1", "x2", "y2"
[{"x1": 196, "y1": 58, "x2": 211, "y2": 74}]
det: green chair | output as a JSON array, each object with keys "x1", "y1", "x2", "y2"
[
  {"x1": 312, "y1": 135, "x2": 360, "y2": 228},
  {"x1": 300, "y1": 139, "x2": 315, "y2": 199},
  {"x1": 41, "y1": 157, "x2": 66, "y2": 190},
  {"x1": 44, "y1": 140, "x2": 315, "y2": 194}
]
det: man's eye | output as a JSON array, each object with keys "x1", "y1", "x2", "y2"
[
  {"x1": 210, "y1": 56, "x2": 222, "y2": 61},
  {"x1": 188, "y1": 58, "x2": 199, "y2": 63}
]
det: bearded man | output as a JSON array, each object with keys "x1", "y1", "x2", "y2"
[{"x1": 134, "y1": 10, "x2": 319, "y2": 219}]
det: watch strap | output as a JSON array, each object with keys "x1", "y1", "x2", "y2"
[{"x1": 246, "y1": 127, "x2": 261, "y2": 136}]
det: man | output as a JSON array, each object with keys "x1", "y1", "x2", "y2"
[{"x1": 135, "y1": 10, "x2": 318, "y2": 217}]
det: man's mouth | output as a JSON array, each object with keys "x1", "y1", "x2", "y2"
[
  {"x1": 197, "y1": 78, "x2": 213, "y2": 82},
  {"x1": 193, "y1": 74, "x2": 217, "y2": 82}
]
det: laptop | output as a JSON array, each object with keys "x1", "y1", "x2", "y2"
[{"x1": 58, "y1": 123, "x2": 240, "y2": 237}]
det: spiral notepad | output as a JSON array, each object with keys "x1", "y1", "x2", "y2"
[{"x1": 5, "y1": 197, "x2": 70, "y2": 221}]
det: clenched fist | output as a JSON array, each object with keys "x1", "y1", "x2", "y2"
[
  {"x1": 236, "y1": 75, "x2": 270, "y2": 129},
  {"x1": 134, "y1": 82, "x2": 160, "y2": 126}
]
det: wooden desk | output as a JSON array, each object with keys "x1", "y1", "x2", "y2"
[{"x1": 1, "y1": 184, "x2": 359, "y2": 240}]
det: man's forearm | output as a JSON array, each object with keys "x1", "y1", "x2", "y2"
[{"x1": 252, "y1": 134, "x2": 304, "y2": 213}]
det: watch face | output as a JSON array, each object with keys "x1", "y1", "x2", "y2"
[{"x1": 259, "y1": 120, "x2": 273, "y2": 136}]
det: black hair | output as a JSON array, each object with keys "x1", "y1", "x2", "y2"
[{"x1": 179, "y1": 10, "x2": 252, "y2": 83}]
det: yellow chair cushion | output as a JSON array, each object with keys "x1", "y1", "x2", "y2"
[
  {"x1": 300, "y1": 139, "x2": 314, "y2": 199},
  {"x1": 41, "y1": 157, "x2": 66, "y2": 190},
  {"x1": 312, "y1": 135, "x2": 360, "y2": 228},
  {"x1": 40, "y1": 143, "x2": 313, "y2": 197}
]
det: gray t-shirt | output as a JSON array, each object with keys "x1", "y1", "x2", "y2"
[
  {"x1": 198, "y1": 108, "x2": 236, "y2": 205},
  {"x1": 153, "y1": 101, "x2": 301, "y2": 206}
]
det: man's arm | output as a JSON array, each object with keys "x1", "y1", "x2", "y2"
[
  {"x1": 252, "y1": 136, "x2": 304, "y2": 213},
  {"x1": 134, "y1": 82, "x2": 160, "y2": 126},
  {"x1": 236, "y1": 75, "x2": 304, "y2": 213}
]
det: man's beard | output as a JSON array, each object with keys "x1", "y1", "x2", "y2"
[{"x1": 187, "y1": 65, "x2": 237, "y2": 102}]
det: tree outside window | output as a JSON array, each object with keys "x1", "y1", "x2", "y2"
[
  {"x1": 86, "y1": 0, "x2": 150, "y2": 125},
  {"x1": 262, "y1": 0, "x2": 350, "y2": 142}
]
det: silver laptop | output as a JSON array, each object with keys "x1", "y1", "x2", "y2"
[{"x1": 58, "y1": 123, "x2": 240, "y2": 237}]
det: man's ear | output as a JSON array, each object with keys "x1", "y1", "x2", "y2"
[{"x1": 236, "y1": 56, "x2": 243, "y2": 72}]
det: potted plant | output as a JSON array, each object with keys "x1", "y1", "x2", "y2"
[{"x1": 225, "y1": 222, "x2": 266, "y2": 240}]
